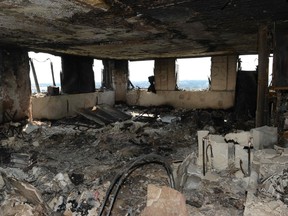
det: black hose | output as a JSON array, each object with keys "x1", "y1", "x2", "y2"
[{"x1": 98, "y1": 153, "x2": 175, "y2": 216}]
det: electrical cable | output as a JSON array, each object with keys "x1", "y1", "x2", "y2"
[
  {"x1": 30, "y1": 58, "x2": 51, "y2": 63},
  {"x1": 98, "y1": 153, "x2": 175, "y2": 216}
]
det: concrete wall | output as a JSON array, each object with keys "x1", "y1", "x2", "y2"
[
  {"x1": 1, "y1": 49, "x2": 31, "y2": 122},
  {"x1": 126, "y1": 90, "x2": 235, "y2": 109},
  {"x1": 31, "y1": 55, "x2": 238, "y2": 121},
  {"x1": 127, "y1": 55, "x2": 237, "y2": 109},
  {"x1": 31, "y1": 91, "x2": 115, "y2": 120},
  {"x1": 211, "y1": 55, "x2": 237, "y2": 91}
]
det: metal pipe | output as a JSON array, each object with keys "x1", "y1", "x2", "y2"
[
  {"x1": 248, "y1": 139, "x2": 253, "y2": 177},
  {"x1": 202, "y1": 137, "x2": 206, "y2": 176},
  {"x1": 50, "y1": 60, "x2": 56, "y2": 86},
  {"x1": 241, "y1": 138, "x2": 253, "y2": 177},
  {"x1": 239, "y1": 159, "x2": 246, "y2": 176},
  {"x1": 206, "y1": 143, "x2": 214, "y2": 171},
  {"x1": 29, "y1": 58, "x2": 40, "y2": 93}
]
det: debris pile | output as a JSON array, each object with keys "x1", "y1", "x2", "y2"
[
  {"x1": 0, "y1": 105, "x2": 287, "y2": 215},
  {"x1": 258, "y1": 169, "x2": 288, "y2": 204}
]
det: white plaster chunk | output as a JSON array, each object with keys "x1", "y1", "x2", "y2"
[
  {"x1": 159, "y1": 115, "x2": 181, "y2": 123},
  {"x1": 23, "y1": 123, "x2": 39, "y2": 134},
  {"x1": 209, "y1": 135, "x2": 229, "y2": 170},
  {"x1": 53, "y1": 173, "x2": 72, "y2": 189},
  {"x1": 225, "y1": 131, "x2": 252, "y2": 146},
  {"x1": 251, "y1": 126, "x2": 277, "y2": 150}
]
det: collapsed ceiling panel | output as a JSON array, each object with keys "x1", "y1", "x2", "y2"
[{"x1": 0, "y1": 0, "x2": 287, "y2": 59}]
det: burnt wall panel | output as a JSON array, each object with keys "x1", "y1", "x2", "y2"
[
  {"x1": 234, "y1": 70, "x2": 258, "y2": 119},
  {"x1": 61, "y1": 55, "x2": 95, "y2": 94},
  {"x1": 113, "y1": 60, "x2": 129, "y2": 102},
  {"x1": 154, "y1": 58, "x2": 176, "y2": 91},
  {"x1": 273, "y1": 26, "x2": 288, "y2": 87}
]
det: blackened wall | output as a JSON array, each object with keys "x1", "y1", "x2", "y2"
[{"x1": 61, "y1": 55, "x2": 95, "y2": 94}]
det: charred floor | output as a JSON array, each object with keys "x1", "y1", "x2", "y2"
[
  {"x1": 0, "y1": 105, "x2": 287, "y2": 215},
  {"x1": 1, "y1": 1, "x2": 288, "y2": 216}
]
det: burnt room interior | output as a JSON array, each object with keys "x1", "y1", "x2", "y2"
[{"x1": 1, "y1": 0, "x2": 288, "y2": 215}]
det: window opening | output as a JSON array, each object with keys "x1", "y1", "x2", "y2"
[
  {"x1": 28, "y1": 52, "x2": 61, "y2": 93},
  {"x1": 93, "y1": 59, "x2": 103, "y2": 89},
  {"x1": 239, "y1": 55, "x2": 273, "y2": 85},
  {"x1": 128, "y1": 60, "x2": 154, "y2": 89},
  {"x1": 176, "y1": 57, "x2": 211, "y2": 90}
]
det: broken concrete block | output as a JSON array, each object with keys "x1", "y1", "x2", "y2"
[
  {"x1": 175, "y1": 152, "x2": 200, "y2": 190},
  {"x1": 225, "y1": 131, "x2": 252, "y2": 146},
  {"x1": 209, "y1": 135, "x2": 229, "y2": 170},
  {"x1": 251, "y1": 126, "x2": 277, "y2": 149},
  {"x1": 141, "y1": 185, "x2": 188, "y2": 216}
]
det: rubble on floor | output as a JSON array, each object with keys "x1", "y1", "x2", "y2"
[{"x1": 0, "y1": 105, "x2": 287, "y2": 215}]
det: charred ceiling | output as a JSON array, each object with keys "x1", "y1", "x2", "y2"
[{"x1": 0, "y1": 0, "x2": 287, "y2": 59}]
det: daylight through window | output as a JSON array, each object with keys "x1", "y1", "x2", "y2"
[{"x1": 176, "y1": 57, "x2": 211, "y2": 90}]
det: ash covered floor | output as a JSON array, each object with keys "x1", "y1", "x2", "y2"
[{"x1": 0, "y1": 105, "x2": 287, "y2": 215}]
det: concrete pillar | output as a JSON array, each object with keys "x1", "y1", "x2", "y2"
[
  {"x1": 102, "y1": 60, "x2": 113, "y2": 90},
  {"x1": 61, "y1": 55, "x2": 95, "y2": 94},
  {"x1": 211, "y1": 55, "x2": 237, "y2": 91},
  {"x1": 256, "y1": 25, "x2": 269, "y2": 127},
  {"x1": 102, "y1": 59, "x2": 128, "y2": 102},
  {"x1": 154, "y1": 58, "x2": 176, "y2": 91},
  {"x1": 273, "y1": 24, "x2": 288, "y2": 87},
  {"x1": 113, "y1": 60, "x2": 128, "y2": 102},
  {"x1": 0, "y1": 48, "x2": 31, "y2": 122}
]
